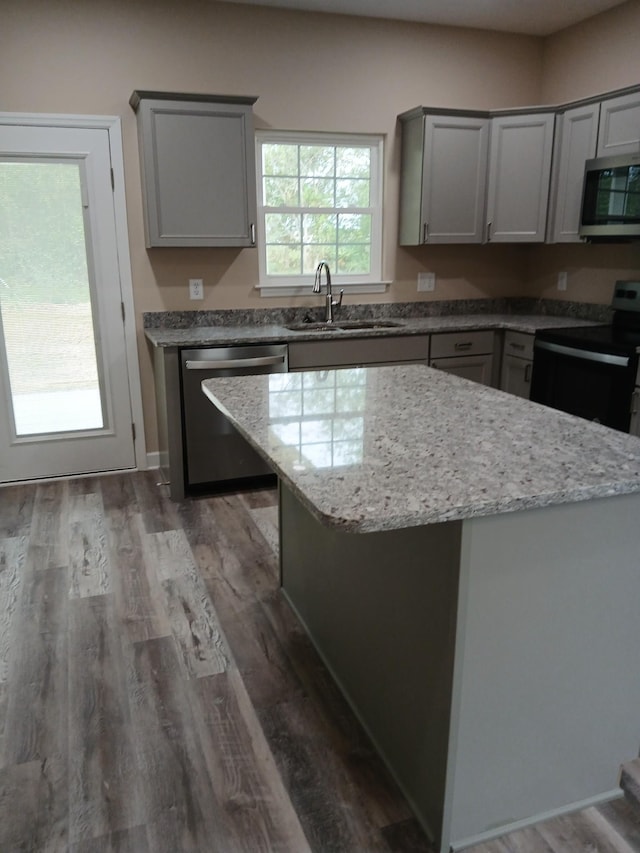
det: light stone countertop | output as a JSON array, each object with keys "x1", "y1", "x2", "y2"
[
  {"x1": 144, "y1": 313, "x2": 597, "y2": 348},
  {"x1": 202, "y1": 364, "x2": 640, "y2": 534}
]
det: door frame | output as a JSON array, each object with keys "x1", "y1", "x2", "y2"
[{"x1": 0, "y1": 112, "x2": 146, "y2": 474}]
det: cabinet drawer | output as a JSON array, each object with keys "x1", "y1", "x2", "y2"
[
  {"x1": 288, "y1": 335, "x2": 429, "y2": 369},
  {"x1": 430, "y1": 330, "x2": 494, "y2": 359},
  {"x1": 503, "y1": 330, "x2": 534, "y2": 361}
]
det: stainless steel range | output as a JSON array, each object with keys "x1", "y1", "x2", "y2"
[{"x1": 530, "y1": 280, "x2": 640, "y2": 433}]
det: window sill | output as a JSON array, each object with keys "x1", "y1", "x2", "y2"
[{"x1": 256, "y1": 281, "x2": 390, "y2": 298}]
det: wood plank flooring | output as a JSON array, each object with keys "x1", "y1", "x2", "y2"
[{"x1": 0, "y1": 470, "x2": 638, "y2": 852}]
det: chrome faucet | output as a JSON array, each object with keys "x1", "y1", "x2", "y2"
[{"x1": 313, "y1": 261, "x2": 343, "y2": 324}]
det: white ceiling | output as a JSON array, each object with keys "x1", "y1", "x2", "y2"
[{"x1": 217, "y1": 0, "x2": 629, "y2": 36}]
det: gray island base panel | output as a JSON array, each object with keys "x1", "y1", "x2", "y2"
[
  {"x1": 201, "y1": 365, "x2": 640, "y2": 851},
  {"x1": 279, "y1": 483, "x2": 640, "y2": 851}
]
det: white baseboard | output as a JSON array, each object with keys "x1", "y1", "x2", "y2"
[
  {"x1": 145, "y1": 451, "x2": 160, "y2": 470},
  {"x1": 450, "y1": 789, "x2": 623, "y2": 851}
]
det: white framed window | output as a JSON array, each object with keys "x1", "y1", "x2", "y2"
[{"x1": 255, "y1": 131, "x2": 385, "y2": 296}]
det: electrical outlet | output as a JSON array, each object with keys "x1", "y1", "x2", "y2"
[
  {"x1": 189, "y1": 278, "x2": 204, "y2": 300},
  {"x1": 557, "y1": 271, "x2": 568, "y2": 292},
  {"x1": 417, "y1": 272, "x2": 435, "y2": 292}
]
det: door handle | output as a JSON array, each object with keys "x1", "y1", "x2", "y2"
[{"x1": 185, "y1": 355, "x2": 286, "y2": 370}]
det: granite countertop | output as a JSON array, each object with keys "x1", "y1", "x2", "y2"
[
  {"x1": 202, "y1": 365, "x2": 640, "y2": 534},
  {"x1": 144, "y1": 313, "x2": 598, "y2": 348}
]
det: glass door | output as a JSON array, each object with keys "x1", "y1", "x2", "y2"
[{"x1": 0, "y1": 123, "x2": 136, "y2": 482}]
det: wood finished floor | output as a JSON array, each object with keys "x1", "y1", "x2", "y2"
[{"x1": 0, "y1": 470, "x2": 638, "y2": 853}]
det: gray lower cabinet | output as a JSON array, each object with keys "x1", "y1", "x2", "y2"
[
  {"x1": 500, "y1": 331, "x2": 534, "y2": 399},
  {"x1": 288, "y1": 335, "x2": 430, "y2": 370},
  {"x1": 429, "y1": 330, "x2": 495, "y2": 386},
  {"x1": 630, "y1": 361, "x2": 640, "y2": 437},
  {"x1": 398, "y1": 109, "x2": 489, "y2": 245},
  {"x1": 130, "y1": 90, "x2": 258, "y2": 248},
  {"x1": 630, "y1": 390, "x2": 640, "y2": 438}
]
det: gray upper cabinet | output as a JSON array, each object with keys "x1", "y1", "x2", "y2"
[
  {"x1": 485, "y1": 113, "x2": 555, "y2": 243},
  {"x1": 597, "y1": 91, "x2": 640, "y2": 156},
  {"x1": 130, "y1": 91, "x2": 258, "y2": 248},
  {"x1": 548, "y1": 103, "x2": 600, "y2": 243},
  {"x1": 398, "y1": 110, "x2": 489, "y2": 245}
]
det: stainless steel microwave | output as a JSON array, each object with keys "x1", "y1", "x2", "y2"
[{"x1": 579, "y1": 152, "x2": 640, "y2": 241}]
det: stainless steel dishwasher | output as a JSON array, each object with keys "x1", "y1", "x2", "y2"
[{"x1": 180, "y1": 343, "x2": 288, "y2": 490}]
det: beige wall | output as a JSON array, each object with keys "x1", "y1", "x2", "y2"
[
  {"x1": 529, "y1": 0, "x2": 640, "y2": 307},
  {"x1": 3, "y1": 0, "x2": 544, "y2": 451},
  {"x1": 3, "y1": 0, "x2": 640, "y2": 455},
  {"x1": 541, "y1": 0, "x2": 640, "y2": 103}
]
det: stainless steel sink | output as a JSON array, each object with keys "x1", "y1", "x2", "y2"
[{"x1": 286, "y1": 319, "x2": 404, "y2": 332}]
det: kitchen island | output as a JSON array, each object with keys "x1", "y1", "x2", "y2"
[{"x1": 202, "y1": 364, "x2": 640, "y2": 852}]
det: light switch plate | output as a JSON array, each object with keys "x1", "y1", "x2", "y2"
[{"x1": 418, "y1": 272, "x2": 435, "y2": 292}]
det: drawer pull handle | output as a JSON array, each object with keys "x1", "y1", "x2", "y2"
[
  {"x1": 510, "y1": 342, "x2": 525, "y2": 351},
  {"x1": 454, "y1": 342, "x2": 473, "y2": 351}
]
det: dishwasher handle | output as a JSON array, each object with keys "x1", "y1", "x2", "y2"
[{"x1": 185, "y1": 354, "x2": 287, "y2": 371}]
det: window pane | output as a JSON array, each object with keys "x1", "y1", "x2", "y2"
[
  {"x1": 303, "y1": 389, "x2": 335, "y2": 415},
  {"x1": 303, "y1": 213, "x2": 337, "y2": 244},
  {"x1": 338, "y1": 213, "x2": 371, "y2": 243},
  {"x1": 336, "y1": 368, "x2": 366, "y2": 385},
  {"x1": 336, "y1": 178, "x2": 370, "y2": 207},
  {"x1": 333, "y1": 440, "x2": 363, "y2": 466},
  {"x1": 303, "y1": 245, "x2": 337, "y2": 274},
  {"x1": 258, "y1": 134, "x2": 381, "y2": 284},
  {"x1": 336, "y1": 147, "x2": 371, "y2": 178},
  {"x1": 336, "y1": 386, "x2": 366, "y2": 412},
  {"x1": 300, "y1": 146, "x2": 335, "y2": 177},
  {"x1": 264, "y1": 176, "x2": 298, "y2": 207},
  {"x1": 263, "y1": 144, "x2": 298, "y2": 176},
  {"x1": 266, "y1": 244, "x2": 301, "y2": 275},
  {"x1": 301, "y1": 177, "x2": 334, "y2": 207},
  {"x1": 0, "y1": 161, "x2": 103, "y2": 435},
  {"x1": 270, "y1": 422, "x2": 300, "y2": 445},
  {"x1": 338, "y1": 244, "x2": 370, "y2": 274},
  {"x1": 265, "y1": 213, "x2": 301, "y2": 243},
  {"x1": 269, "y1": 391, "x2": 302, "y2": 417}
]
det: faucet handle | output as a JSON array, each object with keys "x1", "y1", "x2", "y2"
[{"x1": 332, "y1": 289, "x2": 344, "y2": 310}]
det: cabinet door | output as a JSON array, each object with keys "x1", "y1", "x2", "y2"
[
  {"x1": 288, "y1": 336, "x2": 430, "y2": 369},
  {"x1": 430, "y1": 353, "x2": 494, "y2": 386},
  {"x1": 486, "y1": 113, "x2": 555, "y2": 242},
  {"x1": 500, "y1": 355, "x2": 532, "y2": 399},
  {"x1": 133, "y1": 94, "x2": 257, "y2": 248},
  {"x1": 421, "y1": 115, "x2": 489, "y2": 244},
  {"x1": 398, "y1": 112, "x2": 488, "y2": 245},
  {"x1": 597, "y1": 92, "x2": 640, "y2": 156},
  {"x1": 548, "y1": 104, "x2": 600, "y2": 243}
]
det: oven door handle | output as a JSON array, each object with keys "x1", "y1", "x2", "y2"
[{"x1": 534, "y1": 340, "x2": 630, "y2": 368}]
